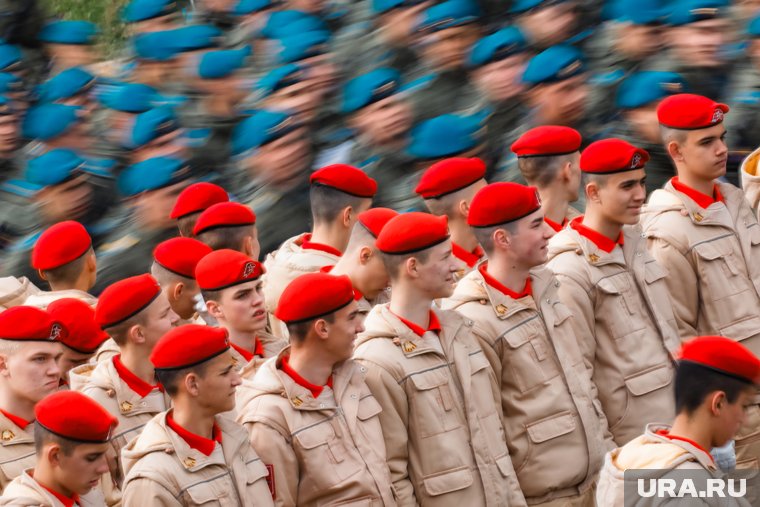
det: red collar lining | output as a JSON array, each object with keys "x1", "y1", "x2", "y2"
[
  {"x1": 655, "y1": 429, "x2": 715, "y2": 464},
  {"x1": 36, "y1": 477, "x2": 79, "y2": 507},
  {"x1": 166, "y1": 411, "x2": 222, "y2": 457},
  {"x1": 280, "y1": 355, "x2": 333, "y2": 399},
  {"x1": 451, "y1": 242, "x2": 484, "y2": 268},
  {"x1": 479, "y1": 263, "x2": 532, "y2": 299},
  {"x1": 570, "y1": 216, "x2": 624, "y2": 254},
  {"x1": 230, "y1": 338, "x2": 264, "y2": 363},
  {"x1": 671, "y1": 177, "x2": 723, "y2": 209},
  {"x1": 390, "y1": 309, "x2": 441, "y2": 337},
  {"x1": 0, "y1": 409, "x2": 30, "y2": 430},
  {"x1": 300, "y1": 233, "x2": 342, "y2": 257},
  {"x1": 112, "y1": 355, "x2": 161, "y2": 398},
  {"x1": 544, "y1": 216, "x2": 567, "y2": 233}
]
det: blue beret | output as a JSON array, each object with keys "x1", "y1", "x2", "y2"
[
  {"x1": 510, "y1": 0, "x2": 567, "y2": 14},
  {"x1": 417, "y1": 0, "x2": 479, "y2": 33},
  {"x1": 0, "y1": 45, "x2": 21, "y2": 72},
  {"x1": 233, "y1": 0, "x2": 273, "y2": 15},
  {"x1": 123, "y1": 0, "x2": 178, "y2": 22},
  {"x1": 256, "y1": 64, "x2": 306, "y2": 98},
  {"x1": 750, "y1": 15, "x2": 760, "y2": 36},
  {"x1": 342, "y1": 68, "x2": 402, "y2": 114},
  {"x1": 613, "y1": 0, "x2": 666, "y2": 24},
  {"x1": 171, "y1": 25, "x2": 222, "y2": 52},
  {"x1": 198, "y1": 46, "x2": 251, "y2": 79},
  {"x1": 0, "y1": 73, "x2": 21, "y2": 93},
  {"x1": 232, "y1": 110, "x2": 299, "y2": 155},
  {"x1": 128, "y1": 106, "x2": 178, "y2": 149},
  {"x1": 36, "y1": 67, "x2": 95, "y2": 103},
  {"x1": 616, "y1": 71, "x2": 687, "y2": 109},
  {"x1": 23, "y1": 104, "x2": 82, "y2": 141},
  {"x1": 407, "y1": 113, "x2": 484, "y2": 159},
  {"x1": 261, "y1": 11, "x2": 326, "y2": 39},
  {"x1": 371, "y1": 0, "x2": 427, "y2": 14},
  {"x1": 468, "y1": 26, "x2": 527, "y2": 67},
  {"x1": 117, "y1": 157, "x2": 192, "y2": 196},
  {"x1": 39, "y1": 20, "x2": 99, "y2": 45},
  {"x1": 667, "y1": 0, "x2": 727, "y2": 26},
  {"x1": 133, "y1": 31, "x2": 180, "y2": 61},
  {"x1": 25, "y1": 149, "x2": 86, "y2": 187},
  {"x1": 523, "y1": 45, "x2": 585, "y2": 85},
  {"x1": 98, "y1": 83, "x2": 158, "y2": 112},
  {"x1": 276, "y1": 31, "x2": 329, "y2": 64}
]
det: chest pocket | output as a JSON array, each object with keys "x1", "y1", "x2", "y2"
[
  {"x1": 407, "y1": 367, "x2": 463, "y2": 438},
  {"x1": 0, "y1": 447, "x2": 35, "y2": 487},
  {"x1": 294, "y1": 419, "x2": 362, "y2": 492},
  {"x1": 182, "y1": 475, "x2": 234, "y2": 506},
  {"x1": 501, "y1": 315, "x2": 561, "y2": 393},
  {"x1": 693, "y1": 239, "x2": 747, "y2": 300},
  {"x1": 596, "y1": 273, "x2": 647, "y2": 339}
]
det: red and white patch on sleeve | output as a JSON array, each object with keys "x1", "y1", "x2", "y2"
[{"x1": 265, "y1": 463, "x2": 276, "y2": 500}]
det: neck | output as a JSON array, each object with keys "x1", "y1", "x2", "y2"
[
  {"x1": 330, "y1": 255, "x2": 365, "y2": 294},
  {"x1": 487, "y1": 254, "x2": 532, "y2": 293},
  {"x1": 675, "y1": 171, "x2": 715, "y2": 197},
  {"x1": 309, "y1": 222, "x2": 348, "y2": 253},
  {"x1": 33, "y1": 464, "x2": 75, "y2": 499},
  {"x1": 287, "y1": 345, "x2": 334, "y2": 387},
  {"x1": 581, "y1": 208, "x2": 622, "y2": 242},
  {"x1": 0, "y1": 387, "x2": 36, "y2": 422},
  {"x1": 171, "y1": 401, "x2": 215, "y2": 440},
  {"x1": 120, "y1": 348, "x2": 156, "y2": 385},
  {"x1": 388, "y1": 283, "x2": 432, "y2": 328},
  {"x1": 225, "y1": 326, "x2": 256, "y2": 353},
  {"x1": 538, "y1": 184, "x2": 570, "y2": 225},
  {"x1": 449, "y1": 218, "x2": 478, "y2": 252},
  {"x1": 668, "y1": 413, "x2": 713, "y2": 454},
  {"x1": 49, "y1": 275, "x2": 90, "y2": 293}
]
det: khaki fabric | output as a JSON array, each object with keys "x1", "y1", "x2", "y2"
[
  {"x1": 0, "y1": 278, "x2": 39, "y2": 311},
  {"x1": 740, "y1": 147, "x2": 760, "y2": 222},
  {"x1": 0, "y1": 416, "x2": 35, "y2": 493},
  {"x1": 229, "y1": 332, "x2": 287, "y2": 381},
  {"x1": 23, "y1": 289, "x2": 97, "y2": 309},
  {"x1": 0, "y1": 470, "x2": 105, "y2": 507}
]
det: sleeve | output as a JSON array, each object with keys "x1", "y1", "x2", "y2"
[
  {"x1": 645, "y1": 237, "x2": 699, "y2": 340},
  {"x1": 245, "y1": 421, "x2": 299, "y2": 507},
  {"x1": 355, "y1": 359, "x2": 418, "y2": 507},
  {"x1": 471, "y1": 327, "x2": 504, "y2": 420},
  {"x1": 122, "y1": 477, "x2": 182, "y2": 507}
]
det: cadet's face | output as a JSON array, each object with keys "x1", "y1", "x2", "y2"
[
  {"x1": 624, "y1": 105, "x2": 661, "y2": 144},
  {"x1": 681, "y1": 125, "x2": 728, "y2": 180},
  {"x1": 218, "y1": 279, "x2": 268, "y2": 334},
  {"x1": 617, "y1": 24, "x2": 663, "y2": 59},
  {"x1": 533, "y1": 75, "x2": 588, "y2": 125},
  {"x1": 47, "y1": 44, "x2": 96, "y2": 69},
  {"x1": 36, "y1": 174, "x2": 93, "y2": 223},
  {"x1": 474, "y1": 54, "x2": 528, "y2": 102},
  {"x1": 55, "y1": 442, "x2": 111, "y2": 495},
  {"x1": 593, "y1": 169, "x2": 647, "y2": 225},
  {"x1": 510, "y1": 208, "x2": 554, "y2": 267},
  {"x1": 197, "y1": 351, "x2": 241, "y2": 413},
  {"x1": 287, "y1": 0, "x2": 326, "y2": 13},
  {"x1": 58, "y1": 347, "x2": 93, "y2": 380},
  {"x1": 671, "y1": 19, "x2": 728, "y2": 68},
  {"x1": 364, "y1": 248, "x2": 390, "y2": 300},
  {"x1": 415, "y1": 240, "x2": 458, "y2": 299},
  {"x1": 264, "y1": 81, "x2": 321, "y2": 124},
  {"x1": 380, "y1": 3, "x2": 431, "y2": 44},
  {"x1": 423, "y1": 25, "x2": 480, "y2": 71},
  {"x1": 326, "y1": 301, "x2": 364, "y2": 362},
  {"x1": 2, "y1": 341, "x2": 63, "y2": 403},
  {"x1": 142, "y1": 293, "x2": 180, "y2": 348},
  {"x1": 131, "y1": 129, "x2": 188, "y2": 164},
  {"x1": 714, "y1": 389, "x2": 755, "y2": 447},
  {"x1": 519, "y1": 2, "x2": 577, "y2": 47},
  {"x1": 354, "y1": 95, "x2": 412, "y2": 145},
  {"x1": 0, "y1": 114, "x2": 18, "y2": 153},
  {"x1": 136, "y1": 181, "x2": 187, "y2": 230},
  {"x1": 301, "y1": 54, "x2": 338, "y2": 96},
  {"x1": 248, "y1": 128, "x2": 311, "y2": 185}
]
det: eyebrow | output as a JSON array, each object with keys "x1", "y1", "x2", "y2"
[{"x1": 531, "y1": 217, "x2": 543, "y2": 226}]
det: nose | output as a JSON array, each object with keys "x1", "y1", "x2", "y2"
[
  {"x1": 95, "y1": 456, "x2": 110, "y2": 475},
  {"x1": 231, "y1": 370, "x2": 242, "y2": 387}
]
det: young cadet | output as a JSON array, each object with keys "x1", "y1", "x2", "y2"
[
  {"x1": 0, "y1": 306, "x2": 64, "y2": 490},
  {"x1": 597, "y1": 336, "x2": 760, "y2": 505},
  {"x1": 71, "y1": 275, "x2": 176, "y2": 490},
  {"x1": 193, "y1": 201, "x2": 260, "y2": 260},
  {"x1": 24, "y1": 221, "x2": 97, "y2": 309},
  {"x1": 415, "y1": 157, "x2": 487, "y2": 280},
  {"x1": 47, "y1": 298, "x2": 108, "y2": 385},
  {"x1": 546, "y1": 139, "x2": 682, "y2": 446},
  {"x1": 151, "y1": 237, "x2": 213, "y2": 323},
  {"x1": 353, "y1": 212, "x2": 527, "y2": 506},
  {"x1": 196, "y1": 250, "x2": 286, "y2": 380},
  {"x1": 263, "y1": 164, "x2": 376, "y2": 332},
  {"x1": 0, "y1": 391, "x2": 117, "y2": 506},
  {"x1": 170, "y1": 181, "x2": 229, "y2": 238},
  {"x1": 121, "y1": 325, "x2": 275, "y2": 507},
  {"x1": 641, "y1": 93, "x2": 760, "y2": 467},
  {"x1": 510, "y1": 125, "x2": 583, "y2": 232},
  {"x1": 444, "y1": 183, "x2": 607, "y2": 505},
  {"x1": 236, "y1": 272, "x2": 396, "y2": 506},
  {"x1": 328, "y1": 207, "x2": 398, "y2": 315}
]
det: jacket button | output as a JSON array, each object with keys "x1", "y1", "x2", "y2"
[
  {"x1": 636, "y1": 252, "x2": 642, "y2": 257},
  {"x1": 351, "y1": 394, "x2": 357, "y2": 399},
  {"x1": 360, "y1": 366, "x2": 366, "y2": 373},
  {"x1": 319, "y1": 403, "x2": 325, "y2": 408}
]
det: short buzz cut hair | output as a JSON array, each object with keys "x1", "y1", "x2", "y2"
[
  {"x1": 310, "y1": 184, "x2": 369, "y2": 225},
  {"x1": 196, "y1": 224, "x2": 255, "y2": 251},
  {"x1": 102, "y1": 312, "x2": 147, "y2": 347},
  {"x1": 518, "y1": 154, "x2": 575, "y2": 188},
  {"x1": 154, "y1": 361, "x2": 210, "y2": 397},
  {"x1": 150, "y1": 261, "x2": 196, "y2": 288},
  {"x1": 34, "y1": 424, "x2": 78, "y2": 456},
  {"x1": 176, "y1": 212, "x2": 201, "y2": 237},
  {"x1": 471, "y1": 222, "x2": 518, "y2": 255},
  {"x1": 41, "y1": 247, "x2": 94, "y2": 286},
  {"x1": 285, "y1": 312, "x2": 336, "y2": 343},
  {"x1": 675, "y1": 361, "x2": 755, "y2": 416},
  {"x1": 380, "y1": 249, "x2": 431, "y2": 281},
  {"x1": 659, "y1": 125, "x2": 688, "y2": 146}
]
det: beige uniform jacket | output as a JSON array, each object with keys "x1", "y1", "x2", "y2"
[
  {"x1": 236, "y1": 349, "x2": 396, "y2": 506},
  {"x1": 121, "y1": 413, "x2": 274, "y2": 507},
  {"x1": 443, "y1": 266, "x2": 608, "y2": 503},
  {"x1": 93, "y1": 339, "x2": 120, "y2": 364},
  {"x1": 0, "y1": 278, "x2": 39, "y2": 311},
  {"x1": 641, "y1": 180, "x2": 760, "y2": 352},
  {"x1": 262, "y1": 234, "x2": 340, "y2": 338},
  {"x1": 23, "y1": 289, "x2": 97, "y2": 309},
  {"x1": 546, "y1": 224, "x2": 680, "y2": 446},
  {"x1": 0, "y1": 416, "x2": 35, "y2": 492},
  {"x1": 0, "y1": 470, "x2": 105, "y2": 507},
  {"x1": 353, "y1": 304, "x2": 527, "y2": 507},
  {"x1": 229, "y1": 332, "x2": 288, "y2": 381}
]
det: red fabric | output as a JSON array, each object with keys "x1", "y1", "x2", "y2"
[
  {"x1": 452, "y1": 243, "x2": 484, "y2": 268},
  {"x1": 166, "y1": 411, "x2": 222, "y2": 457},
  {"x1": 479, "y1": 263, "x2": 532, "y2": 299},
  {"x1": 310, "y1": 164, "x2": 377, "y2": 197},
  {"x1": 415, "y1": 157, "x2": 486, "y2": 198},
  {"x1": 193, "y1": 202, "x2": 255, "y2": 236},
  {"x1": 38, "y1": 480, "x2": 79, "y2": 507},
  {"x1": 0, "y1": 409, "x2": 30, "y2": 430},
  {"x1": 275, "y1": 272, "x2": 354, "y2": 324},
  {"x1": 32, "y1": 221, "x2": 91, "y2": 271},
  {"x1": 280, "y1": 355, "x2": 333, "y2": 399},
  {"x1": 113, "y1": 355, "x2": 160, "y2": 398},
  {"x1": 671, "y1": 177, "x2": 724, "y2": 209},
  {"x1": 230, "y1": 338, "x2": 264, "y2": 362},
  {"x1": 153, "y1": 237, "x2": 212, "y2": 279},
  {"x1": 580, "y1": 138, "x2": 649, "y2": 174},
  {"x1": 376, "y1": 213, "x2": 449, "y2": 254},
  {"x1": 34, "y1": 391, "x2": 118, "y2": 443},
  {"x1": 195, "y1": 250, "x2": 263, "y2": 291},
  {"x1": 511, "y1": 125, "x2": 581, "y2": 157},
  {"x1": 679, "y1": 335, "x2": 760, "y2": 384},
  {"x1": 544, "y1": 216, "x2": 567, "y2": 233},
  {"x1": 96, "y1": 274, "x2": 161, "y2": 329},
  {"x1": 300, "y1": 233, "x2": 343, "y2": 257},
  {"x1": 655, "y1": 429, "x2": 715, "y2": 464},
  {"x1": 0, "y1": 306, "x2": 66, "y2": 343},
  {"x1": 390, "y1": 309, "x2": 441, "y2": 337},
  {"x1": 570, "y1": 216, "x2": 624, "y2": 254},
  {"x1": 170, "y1": 182, "x2": 228, "y2": 219},
  {"x1": 319, "y1": 266, "x2": 366, "y2": 301},
  {"x1": 468, "y1": 183, "x2": 541, "y2": 228},
  {"x1": 657, "y1": 94, "x2": 729, "y2": 130},
  {"x1": 151, "y1": 325, "x2": 229, "y2": 370}
]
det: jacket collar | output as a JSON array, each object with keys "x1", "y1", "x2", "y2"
[
  {"x1": 0, "y1": 412, "x2": 34, "y2": 446},
  {"x1": 661, "y1": 179, "x2": 740, "y2": 230}
]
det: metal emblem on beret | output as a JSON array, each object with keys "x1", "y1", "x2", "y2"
[
  {"x1": 661, "y1": 81, "x2": 682, "y2": 93},
  {"x1": 711, "y1": 108, "x2": 724, "y2": 124},
  {"x1": 690, "y1": 7, "x2": 717, "y2": 16},
  {"x1": 1, "y1": 430, "x2": 14, "y2": 441},
  {"x1": 630, "y1": 153, "x2": 642, "y2": 169},
  {"x1": 557, "y1": 60, "x2": 581, "y2": 79},
  {"x1": 402, "y1": 341, "x2": 417, "y2": 353},
  {"x1": 120, "y1": 401, "x2": 133, "y2": 413},
  {"x1": 588, "y1": 253, "x2": 600, "y2": 263},
  {"x1": 243, "y1": 261, "x2": 255, "y2": 278},
  {"x1": 49, "y1": 323, "x2": 62, "y2": 341},
  {"x1": 183, "y1": 457, "x2": 197, "y2": 468}
]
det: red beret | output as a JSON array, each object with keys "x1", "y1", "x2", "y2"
[
  {"x1": 679, "y1": 336, "x2": 760, "y2": 384},
  {"x1": 657, "y1": 94, "x2": 729, "y2": 130},
  {"x1": 0, "y1": 306, "x2": 67, "y2": 343},
  {"x1": 357, "y1": 208, "x2": 398, "y2": 238},
  {"x1": 310, "y1": 164, "x2": 378, "y2": 198},
  {"x1": 468, "y1": 183, "x2": 542, "y2": 227},
  {"x1": 511, "y1": 126, "x2": 582, "y2": 158},
  {"x1": 275, "y1": 272, "x2": 354, "y2": 324},
  {"x1": 193, "y1": 202, "x2": 256, "y2": 236},
  {"x1": 170, "y1": 182, "x2": 229, "y2": 219},
  {"x1": 32, "y1": 221, "x2": 92, "y2": 271},
  {"x1": 35, "y1": 391, "x2": 118, "y2": 443},
  {"x1": 195, "y1": 249, "x2": 264, "y2": 291},
  {"x1": 150, "y1": 325, "x2": 230, "y2": 370},
  {"x1": 153, "y1": 237, "x2": 213, "y2": 279},
  {"x1": 415, "y1": 157, "x2": 487, "y2": 199},
  {"x1": 580, "y1": 138, "x2": 649, "y2": 174},
  {"x1": 96, "y1": 274, "x2": 162, "y2": 329},
  {"x1": 376, "y1": 212, "x2": 449, "y2": 255},
  {"x1": 47, "y1": 298, "x2": 108, "y2": 354}
]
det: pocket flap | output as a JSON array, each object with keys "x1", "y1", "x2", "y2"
[
  {"x1": 356, "y1": 395, "x2": 382, "y2": 421},
  {"x1": 550, "y1": 302, "x2": 572, "y2": 327},
  {"x1": 526, "y1": 412, "x2": 576, "y2": 444},
  {"x1": 693, "y1": 241, "x2": 725, "y2": 261},
  {"x1": 408, "y1": 369, "x2": 449, "y2": 391},
  {"x1": 422, "y1": 466, "x2": 473, "y2": 496},
  {"x1": 495, "y1": 454, "x2": 516, "y2": 478},
  {"x1": 468, "y1": 350, "x2": 491, "y2": 374},
  {"x1": 624, "y1": 365, "x2": 673, "y2": 396},
  {"x1": 245, "y1": 457, "x2": 269, "y2": 483},
  {"x1": 597, "y1": 277, "x2": 623, "y2": 295},
  {"x1": 720, "y1": 315, "x2": 760, "y2": 342},
  {"x1": 294, "y1": 426, "x2": 331, "y2": 450},
  {"x1": 186, "y1": 483, "x2": 224, "y2": 504},
  {"x1": 644, "y1": 261, "x2": 668, "y2": 284},
  {"x1": 748, "y1": 224, "x2": 760, "y2": 246}
]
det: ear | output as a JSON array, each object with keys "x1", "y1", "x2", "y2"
[
  {"x1": 47, "y1": 444, "x2": 61, "y2": 467},
  {"x1": 493, "y1": 227, "x2": 509, "y2": 251},
  {"x1": 559, "y1": 161, "x2": 573, "y2": 184},
  {"x1": 172, "y1": 282, "x2": 185, "y2": 302},
  {"x1": 359, "y1": 246, "x2": 373, "y2": 266},
  {"x1": 585, "y1": 180, "x2": 600, "y2": 203},
  {"x1": 37, "y1": 269, "x2": 48, "y2": 281},
  {"x1": 205, "y1": 299, "x2": 223, "y2": 320},
  {"x1": 314, "y1": 318, "x2": 330, "y2": 339},
  {"x1": 666, "y1": 140, "x2": 683, "y2": 162},
  {"x1": 127, "y1": 323, "x2": 145, "y2": 346},
  {"x1": 243, "y1": 235, "x2": 253, "y2": 257},
  {"x1": 405, "y1": 256, "x2": 419, "y2": 278},
  {"x1": 709, "y1": 391, "x2": 727, "y2": 416},
  {"x1": 184, "y1": 372, "x2": 200, "y2": 397},
  {"x1": 457, "y1": 199, "x2": 470, "y2": 220},
  {"x1": 341, "y1": 206, "x2": 353, "y2": 228},
  {"x1": 86, "y1": 251, "x2": 97, "y2": 273},
  {"x1": 0, "y1": 354, "x2": 10, "y2": 377}
]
